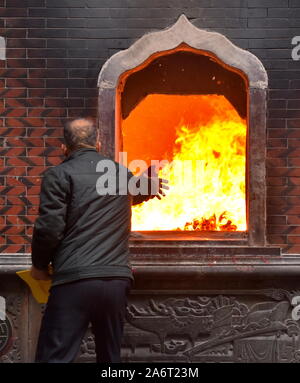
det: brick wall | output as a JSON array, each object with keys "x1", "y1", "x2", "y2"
[{"x1": 0, "y1": 0, "x2": 299, "y2": 254}]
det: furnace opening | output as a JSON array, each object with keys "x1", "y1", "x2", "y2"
[{"x1": 116, "y1": 46, "x2": 248, "y2": 233}]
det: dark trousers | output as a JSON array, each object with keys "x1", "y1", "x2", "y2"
[{"x1": 35, "y1": 278, "x2": 131, "y2": 363}]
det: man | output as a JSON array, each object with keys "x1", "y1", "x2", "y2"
[{"x1": 30, "y1": 117, "x2": 168, "y2": 363}]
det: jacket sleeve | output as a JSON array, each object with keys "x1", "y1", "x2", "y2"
[
  {"x1": 31, "y1": 167, "x2": 69, "y2": 270},
  {"x1": 130, "y1": 173, "x2": 156, "y2": 206}
]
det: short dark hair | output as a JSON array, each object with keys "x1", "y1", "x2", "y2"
[{"x1": 64, "y1": 117, "x2": 98, "y2": 151}]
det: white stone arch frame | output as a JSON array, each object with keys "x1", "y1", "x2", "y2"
[{"x1": 98, "y1": 14, "x2": 268, "y2": 245}]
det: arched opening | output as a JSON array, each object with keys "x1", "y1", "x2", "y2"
[{"x1": 116, "y1": 45, "x2": 249, "y2": 234}]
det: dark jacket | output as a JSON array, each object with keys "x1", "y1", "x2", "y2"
[{"x1": 31, "y1": 148, "x2": 150, "y2": 286}]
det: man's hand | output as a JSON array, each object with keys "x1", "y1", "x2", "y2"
[
  {"x1": 144, "y1": 165, "x2": 169, "y2": 200},
  {"x1": 30, "y1": 265, "x2": 52, "y2": 281}
]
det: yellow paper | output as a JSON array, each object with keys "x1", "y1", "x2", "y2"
[{"x1": 17, "y1": 270, "x2": 51, "y2": 304}]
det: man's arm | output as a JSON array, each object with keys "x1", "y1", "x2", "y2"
[
  {"x1": 130, "y1": 167, "x2": 169, "y2": 205},
  {"x1": 31, "y1": 167, "x2": 69, "y2": 272}
]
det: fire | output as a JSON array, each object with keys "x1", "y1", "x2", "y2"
[{"x1": 121, "y1": 94, "x2": 247, "y2": 231}]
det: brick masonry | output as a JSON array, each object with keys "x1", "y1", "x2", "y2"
[{"x1": 0, "y1": 0, "x2": 299, "y2": 254}]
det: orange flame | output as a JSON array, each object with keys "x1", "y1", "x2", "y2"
[{"x1": 121, "y1": 94, "x2": 247, "y2": 231}]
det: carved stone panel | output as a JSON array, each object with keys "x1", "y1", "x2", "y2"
[
  {"x1": 118, "y1": 289, "x2": 300, "y2": 363},
  {"x1": 0, "y1": 276, "x2": 28, "y2": 363}
]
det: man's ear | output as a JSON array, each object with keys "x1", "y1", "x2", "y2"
[
  {"x1": 61, "y1": 144, "x2": 68, "y2": 156},
  {"x1": 96, "y1": 141, "x2": 101, "y2": 153}
]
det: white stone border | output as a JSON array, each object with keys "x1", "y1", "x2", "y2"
[{"x1": 98, "y1": 14, "x2": 268, "y2": 90}]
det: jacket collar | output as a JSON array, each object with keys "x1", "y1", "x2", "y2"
[{"x1": 63, "y1": 148, "x2": 98, "y2": 162}]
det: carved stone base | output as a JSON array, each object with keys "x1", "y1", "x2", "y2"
[
  {"x1": 1, "y1": 254, "x2": 300, "y2": 363},
  {"x1": 76, "y1": 289, "x2": 300, "y2": 363}
]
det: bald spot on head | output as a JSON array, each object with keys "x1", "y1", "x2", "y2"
[{"x1": 64, "y1": 117, "x2": 98, "y2": 151}]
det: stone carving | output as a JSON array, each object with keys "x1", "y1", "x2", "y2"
[
  {"x1": 4, "y1": 295, "x2": 22, "y2": 330},
  {"x1": 76, "y1": 324, "x2": 96, "y2": 362},
  {"x1": 0, "y1": 315, "x2": 13, "y2": 356},
  {"x1": 0, "y1": 293, "x2": 22, "y2": 363},
  {"x1": 79, "y1": 334, "x2": 96, "y2": 359},
  {"x1": 122, "y1": 290, "x2": 300, "y2": 362},
  {"x1": 0, "y1": 336, "x2": 21, "y2": 363},
  {"x1": 71, "y1": 289, "x2": 300, "y2": 362}
]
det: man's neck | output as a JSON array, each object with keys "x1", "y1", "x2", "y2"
[{"x1": 66, "y1": 146, "x2": 97, "y2": 157}]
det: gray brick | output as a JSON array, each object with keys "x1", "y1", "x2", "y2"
[
  {"x1": 268, "y1": 8, "x2": 300, "y2": 17},
  {"x1": 46, "y1": 39, "x2": 87, "y2": 49},
  {"x1": 269, "y1": 79, "x2": 291, "y2": 88},
  {"x1": 263, "y1": 60, "x2": 289, "y2": 69},
  {"x1": 46, "y1": 78, "x2": 85, "y2": 88},
  {"x1": 286, "y1": 110, "x2": 300, "y2": 118},
  {"x1": 266, "y1": 49, "x2": 295, "y2": 59},
  {"x1": 29, "y1": 8, "x2": 69, "y2": 17},
  {"x1": 192, "y1": 18, "x2": 247, "y2": 28},
  {"x1": 184, "y1": 8, "x2": 248, "y2": 18},
  {"x1": 220, "y1": 28, "x2": 268, "y2": 38},
  {"x1": 47, "y1": 18, "x2": 86, "y2": 28},
  {"x1": 7, "y1": 38, "x2": 46, "y2": 48},
  {"x1": 267, "y1": 119, "x2": 286, "y2": 128},
  {"x1": 7, "y1": 58, "x2": 46, "y2": 68},
  {"x1": 87, "y1": 18, "x2": 173, "y2": 29},
  {"x1": 268, "y1": 100, "x2": 287, "y2": 108},
  {"x1": 288, "y1": 100, "x2": 300, "y2": 108},
  {"x1": 6, "y1": 0, "x2": 45, "y2": 6},
  {"x1": 248, "y1": 0, "x2": 288, "y2": 7},
  {"x1": 28, "y1": 48, "x2": 67, "y2": 58},
  {"x1": 67, "y1": 49, "x2": 109, "y2": 59},
  {"x1": 230, "y1": 39, "x2": 249, "y2": 49},
  {"x1": 291, "y1": 0, "x2": 300, "y2": 7},
  {"x1": 269, "y1": 70, "x2": 300, "y2": 79},
  {"x1": 250, "y1": 49, "x2": 291, "y2": 59},
  {"x1": 68, "y1": 88, "x2": 97, "y2": 98},
  {"x1": 248, "y1": 18, "x2": 292, "y2": 28},
  {"x1": 87, "y1": 59, "x2": 106, "y2": 69},
  {"x1": 5, "y1": 18, "x2": 45, "y2": 28},
  {"x1": 67, "y1": 28, "x2": 150, "y2": 39},
  {"x1": 248, "y1": 39, "x2": 291, "y2": 48},
  {"x1": 247, "y1": 8, "x2": 267, "y2": 17},
  {"x1": 29, "y1": 68, "x2": 67, "y2": 78},
  {"x1": 220, "y1": 28, "x2": 297, "y2": 39},
  {"x1": 287, "y1": 120, "x2": 300, "y2": 128},
  {"x1": 68, "y1": 69, "x2": 99, "y2": 78},
  {"x1": 69, "y1": 8, "x2": 111, "y2": 18},
  {"x1": 87, "y1": 39, "x2": 132, "y2": 49},
  {"x1": 290, "y1": 80, "x2": 300, "y2": 89},
  {"x1": 108, "y1": 48, "x2": 122, "y2": 56},
  {"x1": 108, "y1": 8, "x2": 184, "y2": 18},
  {"x1": 46, "y1": 0, "x2": 85, "y2": 7},
  {"x1": 47, "y1": 58, "x2": 87, "y2": 68},
  {"x1": 0, "y1": 8, "x2": 27, "y2": 17},
  {"x1": 289, "y1": 60, "x2": 300, "y2": 69},
  {"x1": 248, "y1": 48, "x2": 268, "y2": 59},
  {"x1": 270, "y1": 90, "x2": 300, "y2": 99},
  {"x1": 86, "y1": 0, "x2": 211, "y2": 7},
  {"x1": 210, "y1": 0, "x2": 247, "y2": 6},
  {"x1": 28, "y1": 29, "x2": 68, "y2": 38},
  {"x1": 86, "y1": 0, "x2": 137, "y2": 7},
  {"x1": 264, "y1": 29, "x2": 300, "y2": 38},
  {"x1": 268, "y1": 109, "x2": 288, "y2": 118}
]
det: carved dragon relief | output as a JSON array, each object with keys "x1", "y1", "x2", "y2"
[
  {"x1": 60, "y1": 288, "x2": 300, "y2": 363},
  {"x1": 121, "y1": 290, "x2": 300, "y2": 362}
]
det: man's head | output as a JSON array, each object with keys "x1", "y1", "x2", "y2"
[{"x1": 62, "y1": 117, "x2": 101, "y2": 156}]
